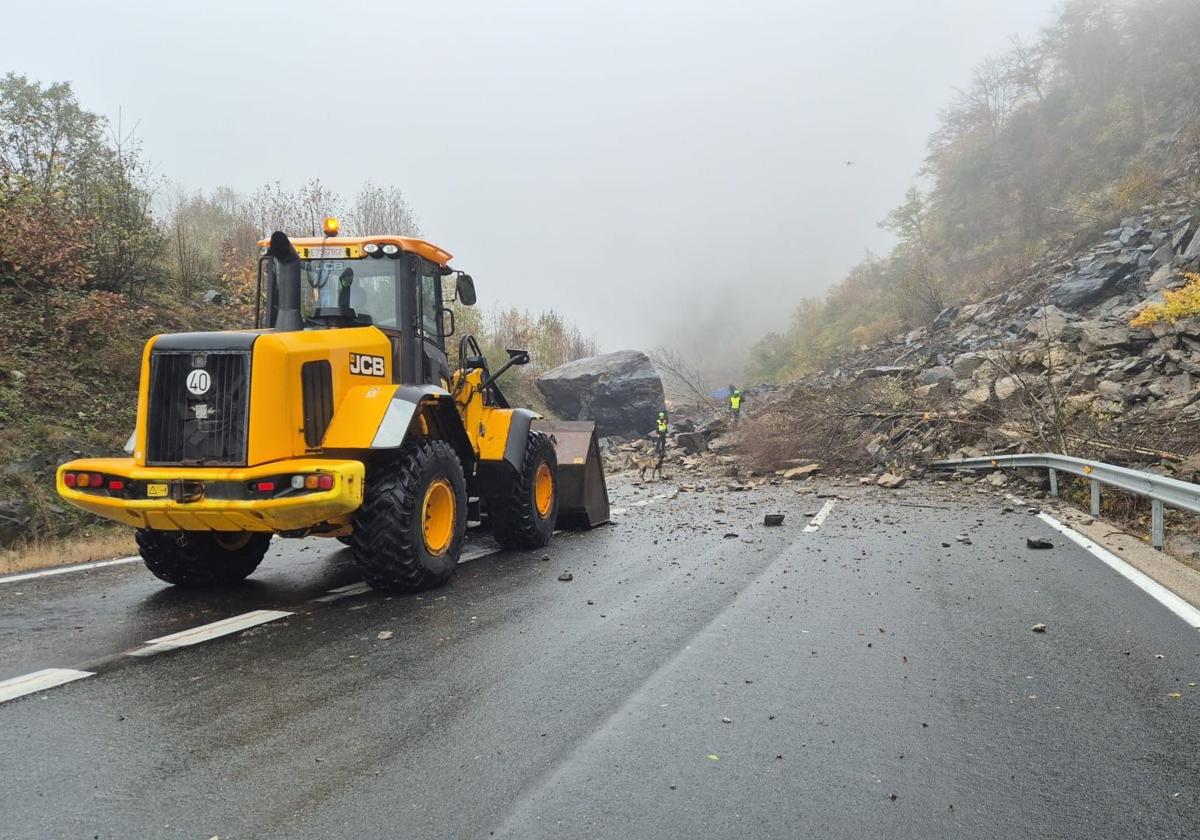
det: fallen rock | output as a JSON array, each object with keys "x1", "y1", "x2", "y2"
[
  {"x1": 536, "y1": 350, "x2": 666, "y2": 438},
  {"x1": 1026, "y1": 537, "x2": 1053, "y2": 549},
  {"x1": 930, "y1": 305, "x2": 960, "y2": 332},
  {"x1": 1025, "y1": 305, "x2": 1069, "y2": 340},
  {"x1": 557, "y1": 571, "x2": 574, "y2": 581},
  {"x1": 876, "y1": 473, "x2": 906, "y2": 489},
  {"x1": 781, "y1": 464, "x2": 820, "y2": 480},
  {"x1": 763, "y1": 514, "x2": 785, "y2": 526},
  {"x1": 1031, "y1": 623, "x2": 1047, "y2": 633},
  {"x1": 916, "y1": 366, "x2": 955, "y2": 386},
  {"x1": 1049, "y1": 267, "x2": 1127, "y2": 311},
  {"x1": 674, "y1": 431, "x2": 707, "y2": 455},
  {"x1": 859, "y1": 365, "x2": 912, "y2": 379},
  {"x1": 951, "y1": 352, "x2": 988, "y2": 379}
]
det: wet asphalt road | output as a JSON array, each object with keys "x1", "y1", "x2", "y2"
[{"x1": 1, "y1": 478, "x2": 1198, "y2": 839}]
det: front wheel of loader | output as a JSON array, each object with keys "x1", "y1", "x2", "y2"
[
  {"x1": 136, "y1": 530, "x2": 271, "y2": 587},
  {"x1": 487, "y1": 431, "x2": 559, "y2": 550},
  {"x1": 351, "y1": 439, "x2": 468, "y2": 592}
]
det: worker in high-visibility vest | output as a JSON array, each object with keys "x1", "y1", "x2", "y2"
[
  {"x1": 728, "y1": 385, "x2": 743, "y2": 427},
  {"x1": 655, "y1": 411, "x2": 669, "y2": 457}
]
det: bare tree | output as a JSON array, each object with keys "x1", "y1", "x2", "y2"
[
  {"x1": 347, "y1": 182, "x2": 420, "y2": 236},
  {"x1": 652, "y1": 346, "x2": 719, "y2": 410}
]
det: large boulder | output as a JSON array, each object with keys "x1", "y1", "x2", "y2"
[
  {"x1": 536, "y1": 350, "x2": 666, "y2": 438},
  {"x1": 1049, "y1": 265, "x2": 1128, "y2": 311}
]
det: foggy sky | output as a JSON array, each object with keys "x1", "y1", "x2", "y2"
[{"x1": 7, "y1": 0, "x2": 1058, "y2": 367}]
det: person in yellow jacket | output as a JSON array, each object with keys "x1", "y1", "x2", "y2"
[
  {"x1": 728, "y1": 385, "x2": 743, "y2": 427},
  {"x1": 655, "y1": 411, "x2": 669, "y2": 457}
]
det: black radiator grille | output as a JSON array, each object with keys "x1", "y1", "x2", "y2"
[
  {"x1": 301, "y1": 360, "x2": 334, "y2": 448},
  {"x1": 146, "y1": 351, "x2": 251, "y2": 465}
]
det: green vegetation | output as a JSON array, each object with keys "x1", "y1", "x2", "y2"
[
  {"x1": 0, "y1": 73, "x2": 594, "y2": 544},
  {"x1": 749, "y1": 0, "x2": 1200, "y2": 380}
]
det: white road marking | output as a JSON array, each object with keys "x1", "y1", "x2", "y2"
[
  {"x1": 127, "y1": 610, "x2": 293, "y2": 657},
  {"x1": 804, "y1": 500, "x2": 837, "y2": 533},
  {"x1": 311, "y1": 581, "x2": 373, "y2": 604},
  {"x1": 459, "y1": 546, "x2": 497, "y2": 564},
  {"x1": 0, "y1": 668, "x2": 94, "y2": 705},
  {"x1": 0, "y1": 555, "x2": 140, "y2": 586},
  {"x1": 1038, "y1": 512, "x2": 1200, "y2": 629}
]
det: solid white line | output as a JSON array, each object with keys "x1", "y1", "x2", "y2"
[
  {"x1": 0, "y1": 668, "x2": 94, "y2": 704},
  {"x1": 0, "y1": 555, "x2": 140, "y2": 585},
  {"x1": 804, "y1": 499, "x2": 837, "y2": 533},
  {"x1": 1038, "y1": 512, "x2": 1200, "y2": 629},
  {"x1": 136, "y1": 609, "x2": 293, "y2": 652}
]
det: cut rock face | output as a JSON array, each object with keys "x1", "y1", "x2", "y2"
[{"x1": 536, "y1": 350, "x2": 666, "y2": 438}]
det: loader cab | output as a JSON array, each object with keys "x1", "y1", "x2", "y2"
[{"x1": 257, "y1": 231, "x2": 463, "y2": 388}]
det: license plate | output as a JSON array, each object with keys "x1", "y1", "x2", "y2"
[
  {"x1": 308, "y1": 246, "x2": 348, "y2": 258},
  {"x1": 146, "y1": 483, "x2": 169, "y2": 498}
]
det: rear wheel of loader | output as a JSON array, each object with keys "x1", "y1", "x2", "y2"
[
  {"x1": 488, "y1": 431, "x2": 558, "y2": 550},
  {"x1": 351, "y1": 438, "x2": 467, "y2": 592},
  {"x1": 136, "y1": 530, "x2": 271, "y2": 587}
]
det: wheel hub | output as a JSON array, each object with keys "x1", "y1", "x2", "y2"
[
  {"x1": 422, "y1": 478, "x2": 456, "y2": 555},
  {"x1": 534, "y1": 463, "x2": 554, "y2": 518}
]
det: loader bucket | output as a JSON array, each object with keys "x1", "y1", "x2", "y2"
[{"x1": 533, "y1": 419, "x2": 610, "y2": 528}]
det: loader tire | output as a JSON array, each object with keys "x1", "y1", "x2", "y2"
[
  {"x1": 487, "y1": 431, "x2": 558, "y2": 550},
  {"x1": 351, "y1": 439, "x2": 467, "y2": 592},
  {"x1": 137, "y1": 530, "x2": 270, "y2": 587}
]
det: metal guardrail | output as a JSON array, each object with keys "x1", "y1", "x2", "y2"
[{"x1": 929, "y1": 453, "x2": 1200, "y2": 549}]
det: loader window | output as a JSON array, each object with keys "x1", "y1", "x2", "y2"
[
  {"x1": 301, "y1": 259, "x2": 399, "y2": 329},
  {"x1": 419, "y1": 269, "x2": 442, "y2": 342}
]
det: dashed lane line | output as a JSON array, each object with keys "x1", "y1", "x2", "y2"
[
  {"x1": 308, "y1": 545, "x2": 499, "y2": 604},
  {"x1": 0, "y1": 556, "x2": 141, "y2": 585},
  {"x1": 125, "y1": 609, "x2": 294, "y2": 657},
  {"x1": 804, "y1": 499, "x2": 837, "y2": 533},
  {"x1": 1038, "y1": 512, "x2": 1200, "y2": 629},
  {"x1": 0, "y1": 668, "x2": 94, "y2": 705},
  {"x1": 311, "y1": 581, "x2": 374, "y2": 604}
]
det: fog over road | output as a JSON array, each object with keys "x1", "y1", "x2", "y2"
[{"x1": 1, "y1": 478, "x2": 1198, "y2": 839}]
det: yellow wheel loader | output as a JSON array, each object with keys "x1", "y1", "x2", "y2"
[{"x1": 56, "y1": 222, "x2": 609, "y2": 590}]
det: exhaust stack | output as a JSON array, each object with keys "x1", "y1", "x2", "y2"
[{"x1": 267, "y1": 231, "x2": 302, "y2": 332}]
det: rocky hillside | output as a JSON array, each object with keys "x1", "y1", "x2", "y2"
[{"x1": 731, "y1": 186, "x2": 1200, "y2": 481}]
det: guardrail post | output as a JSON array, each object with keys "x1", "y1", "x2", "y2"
[
  {"x1": 1151, "y1": 499, "x2": 1164, "y2": 550},
  {"x1": 1090, "y1": 480, "x2": 1101, "y2": 516},
  {"x1": 1048, "y1": 468, "x2": 1059, "y2": 498}
]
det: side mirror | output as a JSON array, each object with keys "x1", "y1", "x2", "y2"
[
  {"x1": 506, "y1": 348, "x2": 530, "y2": 366},
  {"x1": 455, "y1": 273, "x2": 477, "y2": 306},
  {"x1": 442, "y1": 307, "x2": 456, "y2": 337}
]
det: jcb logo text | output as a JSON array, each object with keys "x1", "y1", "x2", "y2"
[{"x1": 350, "y1": 354, "x2": 386, "y2": 377}]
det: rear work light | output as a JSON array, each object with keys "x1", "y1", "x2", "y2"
[{"x1": 381, "y1": 243, "x2": 400, "y2": 256}]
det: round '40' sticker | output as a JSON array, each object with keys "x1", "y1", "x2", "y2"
[{"x1": 186, "y1": 369, "x2": 211, "y2": 396}]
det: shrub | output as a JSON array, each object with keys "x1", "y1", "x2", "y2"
[{"x1": 1130, "y1": 273, "x2": 1200, "y2": 326}]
